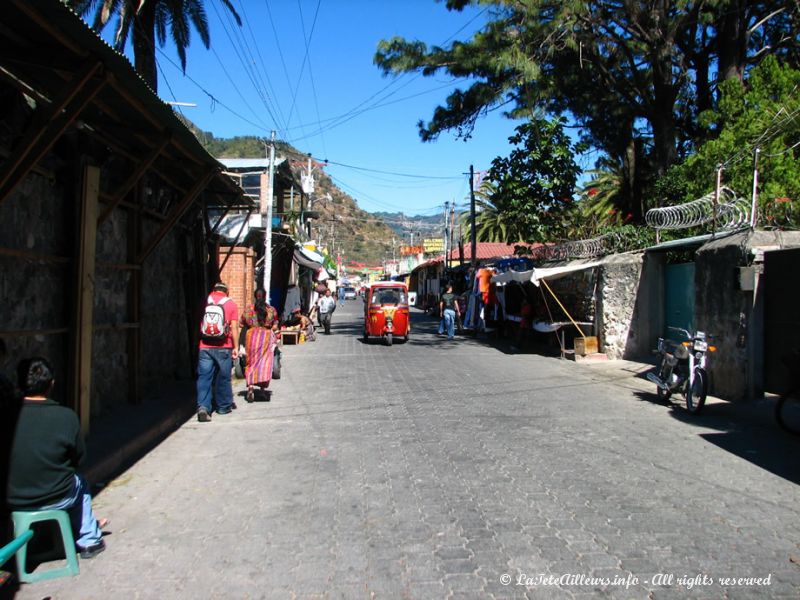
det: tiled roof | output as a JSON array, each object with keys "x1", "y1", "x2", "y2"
[{"x1": 448, "y1": 242, "x2": 542, "y2": 261}]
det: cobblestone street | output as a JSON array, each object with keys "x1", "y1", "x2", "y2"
[{"x1": 18, "y1": 302, "x2": 800, "y2": 599}]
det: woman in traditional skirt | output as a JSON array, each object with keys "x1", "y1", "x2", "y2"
[{"x1": 242, "y1": 290, "x2": 278, "y2": 402}]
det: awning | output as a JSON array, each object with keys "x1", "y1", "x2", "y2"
[
  {"x1": 293, "y1": 246, "x2": 325, "y2": 270},
  {"x1": 492, "y1": 258, "x2": 603, "y2": 287}
]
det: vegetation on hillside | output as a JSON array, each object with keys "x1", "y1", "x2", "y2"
[{"x1": 183, "y1": 122, "x2": 395, "y2": 265}]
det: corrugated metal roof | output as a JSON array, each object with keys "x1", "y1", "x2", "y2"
[
  {"x1": 1, "y1": 0, "x2": 249, "y2": 208},
  {"x1": 219, "y1": 158, "x2": 288, "y2": 170}
]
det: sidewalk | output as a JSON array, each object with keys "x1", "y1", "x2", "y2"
[{"x1": 82, "y1": 379, "x2": 198, "y2": 490}]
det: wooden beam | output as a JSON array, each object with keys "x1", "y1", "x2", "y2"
[
  {"x1": 72, "y1": 164, "x2": 100, "y2": 435},
  {"x1": 0, "y1": 61, "x2": 105, "y2": 205},
  {"x1": 106, "y1": 78, "x2": 205, "y2": 167},
  {"x1": 85, "y1": 125, "x2": 189, "y2": 195},
  {"x1": 137, "y1": 169, "x2": 217, "y2": 264},
  {"x1": 97, "y1": 136, "x2": 171, "y2": 225}
]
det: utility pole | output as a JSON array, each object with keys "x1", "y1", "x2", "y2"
[
  {"x1": 449, "y1": 201, "x2": 455, "y2": 271},
  {"x1": 469, "y1": 165, "x2": 476, "y2": 269},
  {"x1": 263, "y1": 130, "x2": 276, "y2": 299},
  {"x1": 444, "y1": 201, "x2": 450, "y2": 271},
  {"x1": 750, "y1": 148, "x2": 760, "y2": 229}
]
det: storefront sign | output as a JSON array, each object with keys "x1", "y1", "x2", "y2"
[
  {"x1": 423, "y1": 238, "x2": 444, "y2": 253},
  {"x1": 401, "y1": 245, "x2": 424, "y2": 256}
]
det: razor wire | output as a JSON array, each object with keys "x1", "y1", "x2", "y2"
[
  {"x1": 530, "y1": 234, "x2": 612, "y2": 261},
  {"x1": 645, "y1": 187, "x2": 751, "y2": 231}
]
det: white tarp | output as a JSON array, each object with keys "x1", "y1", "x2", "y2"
[
  {"x1": 491, "y1": 258, "x2": 603, "y2": 287},
  {"x1": 293, "y1": 246, "x2": 325, "y2": 270}
]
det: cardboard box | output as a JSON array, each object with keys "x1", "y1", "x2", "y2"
[{"x1": 574, "y1": 336, "x2": 598, "y2": 356}]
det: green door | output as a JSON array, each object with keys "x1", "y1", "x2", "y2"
[{"x1": 664, "y1": 262, "x2": 695, "y2": 340}]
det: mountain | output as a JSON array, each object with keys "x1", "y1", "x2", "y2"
[
  {"x1": 372, "y1": 211, "x2": 446, "y2": 243},
  {"x1": 182, "y1": 120, "x2": 396, "y2": 266}
]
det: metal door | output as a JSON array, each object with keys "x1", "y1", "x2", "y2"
[
  {"x1": 664, "y1": 262, "x2": 695, "y2": 340},
  {"x1": 764, "y1": 248, "x2": 800, "y2": 393}
]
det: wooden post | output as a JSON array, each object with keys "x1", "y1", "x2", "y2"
[{"x1": 72, "y1": 164, "x2": 100, "y2": 434}]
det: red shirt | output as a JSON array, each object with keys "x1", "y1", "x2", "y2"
[{"x1": 199, "y1": 291, "x2": 238, "y2": 349}]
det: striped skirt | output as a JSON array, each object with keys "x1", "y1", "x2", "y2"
[{"x1": 245, "y1": 327, "x2": 276, "y2": 387}]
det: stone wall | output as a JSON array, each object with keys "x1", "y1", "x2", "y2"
[
  {"x1": 0, "y1": 169, "x2": 198, "y2": 417},
  {"x1": 596, "y1": 252, "x2": 660, "y2": 360}
]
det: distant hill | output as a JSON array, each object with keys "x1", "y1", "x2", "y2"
[
  {"x1": 182, "y1": 119, "x2": 396, "y2": 266},
  {"x1": 373, "y1": 211, "x2": 446, "y2": 242}
]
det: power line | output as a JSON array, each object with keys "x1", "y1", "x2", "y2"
[
  {"x1": 320, "y1": 159, "x2": 463, "y2": 180},
  {"x1": 157, "y1": 48, "x2": 273, "y2": 133}
]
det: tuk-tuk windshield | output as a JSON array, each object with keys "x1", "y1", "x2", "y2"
[{"x1": 371, "y1": 288, "x2": 406, "y2": 305}]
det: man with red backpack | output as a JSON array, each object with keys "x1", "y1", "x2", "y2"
[{"x1": 196, "y1": 282, "x2": 239, "y2": 422}]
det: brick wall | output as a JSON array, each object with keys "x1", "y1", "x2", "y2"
[{"x1": 219, "y1": 246, "x2": 256, "y2": 314}]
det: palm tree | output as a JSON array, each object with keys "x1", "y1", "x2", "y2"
[
  {"x1": 68, "y1": 0, "x2": 241, "y2": 93},
  {"x1": 576, "y1": 160, "x2": 627, "y2": 228},
  {"x1": 460, "y1": 180, "x2": 526, "y2": 243}
]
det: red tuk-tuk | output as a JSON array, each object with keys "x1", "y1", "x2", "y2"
[{"x1": 363, "y1": 281, "x2": 410, "y2": 345}]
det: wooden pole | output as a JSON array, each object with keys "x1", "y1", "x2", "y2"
[{"x1": 72, "y1": 164, "x2": 100, "y2": 434}]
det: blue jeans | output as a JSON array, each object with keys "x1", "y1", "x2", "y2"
[
  {"x1": 197, "y1": 348, "x2": 234, "y2": 413},
  {"x1": 40, "y1": 474, "x2": 102, "y2": 549},
  {"x1": 443, "y1": 309, "x2": 456, "y2": 339}
]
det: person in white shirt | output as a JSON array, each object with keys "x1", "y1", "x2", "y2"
[{"x1": 317, "y1": 289, "x2": 337, "y2": 334}]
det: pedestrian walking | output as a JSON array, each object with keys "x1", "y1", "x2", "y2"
[
  {"x1": 242, "y1": 289, "x2": 279, "y2": 403},
  {"x1": 317, "y1": 288, "x2": 337, "y2": 334},
  {"x1": 196, "y1": 282, "x2": 239, "y2": 422},
  {"x1": 338, "y1": 286, "x2": 346, "y2": 306},
  {"x1": 440, "y1": 284, "x2": 461, "y2": 340}
]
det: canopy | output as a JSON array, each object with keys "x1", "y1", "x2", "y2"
[
  {"x1": 293, "y1": 246, "x2": 325, "y2": 270},
  {"x1": 492, "y1": 258, "x2": 603, "y2": 286}
]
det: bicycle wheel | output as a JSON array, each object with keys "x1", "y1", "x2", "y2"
[
  {"x1": 685, "y1": 368, "x2": 707, "y2": 414},
  {"x1": 776, "y1": 388, "x2": 800, "y2": 435}
]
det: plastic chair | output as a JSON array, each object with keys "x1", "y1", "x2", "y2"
[{"x1": 11, "y1": 510, "x2": 80, "y2": 583}]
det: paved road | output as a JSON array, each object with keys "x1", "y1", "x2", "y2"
[{"x1": 17, "y1": 301, "x2": 800, "y2": 599}]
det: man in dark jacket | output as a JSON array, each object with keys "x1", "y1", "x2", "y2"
[{"x1": 7, "y1": 357, "x2": 107, "y2": 558}]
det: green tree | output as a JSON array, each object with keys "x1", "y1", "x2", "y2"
[
  {"x1": 575, "y1": 162, "x2": 626, "y2": 230},
  {"x1": 375, "y1": 1, "x2": 799, "y2": 215},
  {"x1": 663, "y1": 56, "x2": 800, "y2": 227},
  {"x1": 68, "y1": 0, "x2": 240, "y2": 93},
  {"x1": 486, "y1": 118, "x2": 582, "y2": 242},
  {"x1": 461, "y1": 180, "x2": 523, "y2": 243}
]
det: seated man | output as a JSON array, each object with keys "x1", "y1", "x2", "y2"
[
  {"x1": 7, "y1": 357, "x2": 107, "y2": 558},
  {"x1": 283, "y1": 308, "x2": 315, "y2": 340}
]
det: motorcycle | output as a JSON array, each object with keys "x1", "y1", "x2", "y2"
[{"x1": 646, "y1": 327, "x2": 716, "y2": 414}]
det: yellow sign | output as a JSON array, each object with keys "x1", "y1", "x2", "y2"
[{"x1": 423, "y1": 238, "x2": 444, "y2": 253}]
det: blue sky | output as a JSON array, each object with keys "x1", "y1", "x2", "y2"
[{"x1": 91, "y1": 1, "x2": 534, "y2": 216}]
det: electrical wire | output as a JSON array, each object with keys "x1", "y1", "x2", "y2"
[
  {"x1": 293, "y1": 0, "x2": 328, "y2": 159},
  {"x1": 156, "y1": 47, "x2": 273, "y2": 134},
  {"x1": 210, "y1": 0, "x2": 285, "y2": 136},
  {"x1": 320, "y1": 159, "x2": 463, "y2": 180},
  {"x1": 285, "y1": 0, "x2": 323, "y2": 138}
]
